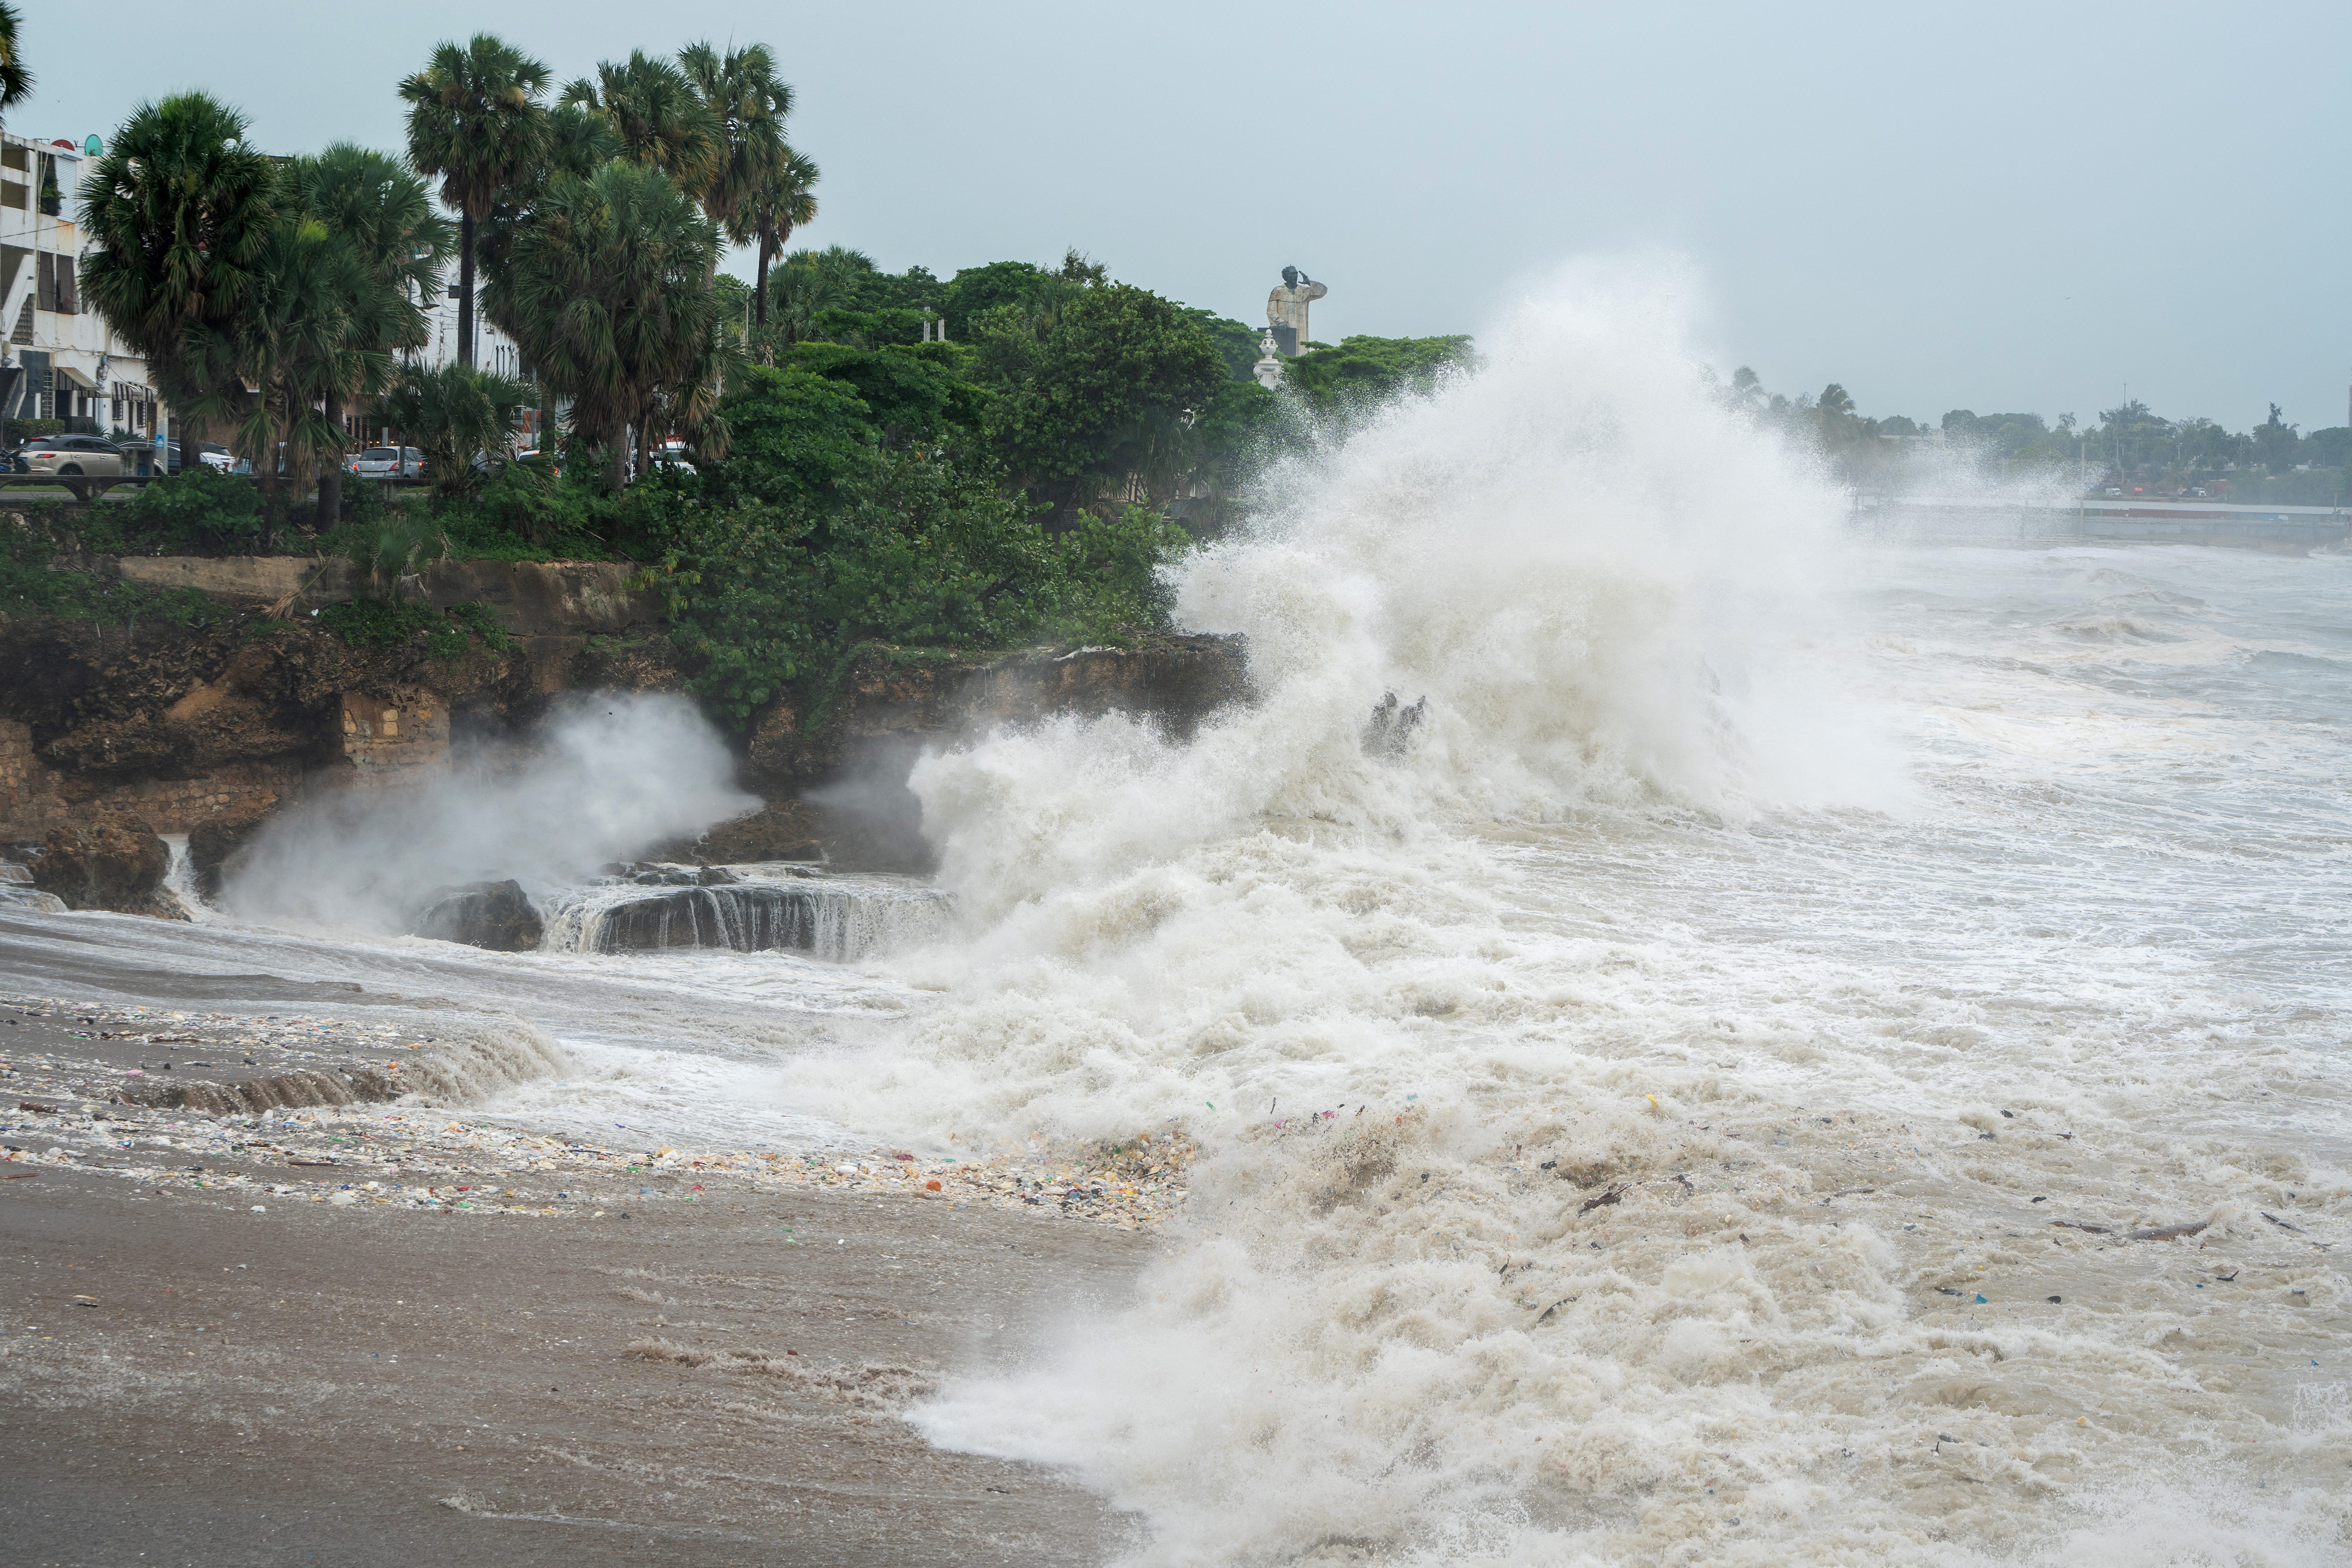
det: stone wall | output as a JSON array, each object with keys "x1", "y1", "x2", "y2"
[
  {"x1": 337, "y1": 691, "x2": 451, "y2": 784},
  {"x1": 109, "y1": 556, "x2": 665, "y2": 636}
]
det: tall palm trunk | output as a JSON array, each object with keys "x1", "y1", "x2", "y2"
[
  {"x1": 753, "y1": 231, "x2": 772, "y2": 328},
  {"x1": 606, "y1": 422, "x2": 628, "y2": 492},
  {"x1": 317, "y1": 387, "x2": 345, "y2": 528},
  {"x1": 255, "y1": 436, "x2": 281, "y2": 552},
  {"x1": 456, "y1": 211, "x2": 477, "y2": 369}
]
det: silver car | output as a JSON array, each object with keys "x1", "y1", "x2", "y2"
[
  {"x1": 22, "y1": 434, "x2": 128, "y2": 480},
  {"x1": 349, "y1": 445, "x2": 425, "y2": 480}
]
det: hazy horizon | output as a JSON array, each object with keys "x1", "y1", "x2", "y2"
[{"x1": 13, "y1": 1, "x2": 2348, "y2": 433}]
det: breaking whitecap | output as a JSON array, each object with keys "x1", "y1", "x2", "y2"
[{"x1": 536, "y1": 864, "x2": 954, "y2": 961}]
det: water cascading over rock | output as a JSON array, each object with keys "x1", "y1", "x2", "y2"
[{"x1": 536, "y1": 871, "x2": 952, "y2": 960}]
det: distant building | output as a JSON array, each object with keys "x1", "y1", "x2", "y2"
[
  {"x1": 411, "y1": 285, "x2": 524, "y2": 381},
  {"x1": 0, "y1": 133, "x2": 157, "y2": 439},
  {"x1": 370, "y1": 279, "x2": 534, "y2": 446}
]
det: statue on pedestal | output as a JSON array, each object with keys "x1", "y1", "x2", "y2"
[{"x1": 1266, "y1": 266, "x2": 1326, "y2": 357}]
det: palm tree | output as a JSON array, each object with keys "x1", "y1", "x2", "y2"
[
  {"x1": 399, "y1": 34, "x2": 549, "y2": 370},
  {"x1": 763, "y1": 245, "x2": 870, "y2": 347},
  {"x1": 743, "y1": 148, "x2": 818, "y2": 331},
  {"x1": 0, "y1": 2, "x2": 32, "y2": 123},
  {"x1": 285, "y1": 145, "x2": 453, "y2": 525},
  {"x1": 678, "y1": 41, "x2": 790, "y2": 262},
  {"x1": 472, "y1": 100, "x2": 619, "y2": 459},
  {"x1": 79, "y1": 94, "x2": 277, "y2": 473},
  {"x1": 561, "y1": 51, "x2": 722, "y2": 199},
  {"x1": 380, "y1": 362, "x2": 534, "y2": 498},
  {"x1": 490, "y1": 159, "x2": 725, "y2": 489},
  {"x1": 232, "y1": 211, "x2": 376, "y2": 542}
]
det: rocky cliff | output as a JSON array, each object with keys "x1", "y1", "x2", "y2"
[{"x1": 1, "y1": 554, "x2": 1249, "y2": 893}]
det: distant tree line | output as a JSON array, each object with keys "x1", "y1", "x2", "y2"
[{"x1": 1722, "y1": 367, "x2": 2352, "y2": 503}]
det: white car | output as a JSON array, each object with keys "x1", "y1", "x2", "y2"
[{"x1": 349, "y1": 445, "x2": 426, "y2": 480}]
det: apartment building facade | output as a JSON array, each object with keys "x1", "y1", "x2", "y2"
[{"x1": 0, "y1": 132, "x2": 159, "y2": 441}]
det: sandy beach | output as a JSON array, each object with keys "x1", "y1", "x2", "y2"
[{"x1": 0, "y1": 986, "x2": 1161, "y2": 1567}]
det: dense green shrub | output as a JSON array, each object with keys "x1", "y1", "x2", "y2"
[
  {"x1": 1280, "y1": 335, "x2": 1476, "y2": 415},
  {"x1": 697, "y1": 365, "x2": 879, "y2": 510},
  {"x1": 650, "y1": 381, "x2": 1191, "y2": 727},
  {"x1": 111, "y1": 467, "x2": 264, "y2": 553}
]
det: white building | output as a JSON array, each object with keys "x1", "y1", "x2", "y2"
[
  {"x1": 367, "y1": 280, "x2": 531, "y2": 446},
  {"x1": 415, "y1": 286, "x2": 523, "y2": 381},
  {"x1": 1, "y1": 132, "x2": 157, "y2": 441}
]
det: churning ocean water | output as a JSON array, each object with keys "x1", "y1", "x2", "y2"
[{"x1": 8, "y1": 275, "x2": 2346, "y2": 1564}]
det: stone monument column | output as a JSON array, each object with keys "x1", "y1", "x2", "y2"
[{"x1": 1253, "y1": 329, "x2": 1286, "y2": 389}]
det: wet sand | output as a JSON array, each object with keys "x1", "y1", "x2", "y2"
[{"x1": 0, "y1": 996, "x2": 1152, "y2": 1567}]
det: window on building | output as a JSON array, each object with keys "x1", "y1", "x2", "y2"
[{"x1": 34, "y1": 251, "x2": 75, "y2": 314}]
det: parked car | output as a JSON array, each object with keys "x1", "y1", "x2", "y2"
[
  {"x1": 21, "y1": 434, "x2": 128, "y2": 479},
  {"x1": 164, "y1": 440, "x2": 233, "y2": 475},
  {"x1": 349, "y1": 445, "x2": 426, "y2": 480}
]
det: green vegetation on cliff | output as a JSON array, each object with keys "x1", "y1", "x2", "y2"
[
  {"x1": 0, "y1": 518, "x2": 228, "y2": 628},
  {"x1": 628, "y1": 362, "x2": 1188, "y2": 725},
  {"x1": 314, "y1": 598, "x2": 516, "y2": 659}
]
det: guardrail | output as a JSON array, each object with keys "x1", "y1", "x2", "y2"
[
  {"x1": 0, "y1": 473, "x2": 441, "y2": 502},
  {"x1": 0, "y1": 472, "x2": 162, "y2": 499}
]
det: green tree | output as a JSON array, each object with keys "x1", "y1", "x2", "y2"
[
  {"x1": 694, "y1": 364, "x2": 876, "y2": 510},
  {"x1": 941, "y1": 260, "x2": 1052, "y2": 337},
  {"x1": 79, "y1": 94, "x2": 277, "y2": 476},
  {"x1": 118, "y1": 465, "x2": 261, "y2": 552},
  {"x1": 760, "y1": 245, "x2": 873, "y2": 348},
  {"x1": 980, "y1": 281, "x2": 1227, "y2": 510},
  {"x1": 1179, "y1": 307, "x2": 1267, "y2": 382},
  {"x1": 231, "y1": 210, "x2": 376, "y2": 540},
  {"x1": 663, "y1": 383, "x2": 1179, "y2": 725},
  {"x1": 399, "y1": 33, "x2": 550, "y2": 370},
  {"x1": 771, "y1": 341, "x2": 985, "y2": 448},
  {"x1": 679, "y1": 41, "x2": 790, "y2": 284},
  {"x1": 380, "y1": 361, "x2": 534, "y2": 497},
  {"x1": 1183, "y1": 375, "x2": 1283, "y2": 526},
  {"x1": 741, "y1": 148, "x2": 818, "y2": 333},
  {"x1": 284, "y1": 145, "x2": 453, "y2": 526},
  {"x1": 490, "y1": 159, "x2": 726, "y2": 489},
  {"x1": 0, "y1": 1, "x2": 31, "y2": 122},
  {"x1": 1280, "y1": 335, "x2": 1474, "y2": 415},
  {"x1": 2095, "y1": 399, "x2": 2172, "y2": 484},
  {"x1": 562, "y1": 51, "x2": 721, "y2": 197}
]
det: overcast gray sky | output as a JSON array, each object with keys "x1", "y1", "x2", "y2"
[{"x1": 17, "y1": 2, "x2": 2350, "y2": 432}]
